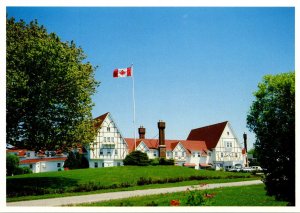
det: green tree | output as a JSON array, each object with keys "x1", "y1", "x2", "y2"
[
  {"x1": 123, "y1": 151, "x2": 150, "y2": 166},
  {"x1": 63, "y1": 151, "x2": 89, "y2": 169},
  {"x1": 247, "y1": 72, "x2": 295, "y2": 205},
  {"x1": 6, "y1": 154, "x2": 20, "y2": 176},
  {"x1": 6, "y1": 17, "x2": 99, "y2": 151}
]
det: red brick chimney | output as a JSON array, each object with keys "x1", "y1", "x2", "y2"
[
  {"x1": 158, "y1": 120, "x2": 166, "y2": 158},
  {"x1": 138, "y1": 126, "x2": 146, "y2": 139}
]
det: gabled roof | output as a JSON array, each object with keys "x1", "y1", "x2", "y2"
[
  {"x1": 125, "y1": 138, "x2": 159, "y2": 153},
  {"x1": 94, "y1": 112, "x2": 109, "y2": 129},
  {"x1": 20, "y1": 157, "x2": 67, "y2": 164},
  {"x1": 179, "y1": 140, "x2": 207, "y2": 154},
  {"x1": 124, "y1": 138, "x2": 207, "y2": 155},
  {"x1": 187, "y1": 121, "x2": 228, "y2": 150},
  {"x1": 6, "y1": 149, "x2": 27, "y2": 156}
]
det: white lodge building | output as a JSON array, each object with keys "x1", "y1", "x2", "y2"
[
  {"x1": 87, "y1": 112, "x2": 129, "y2": 168},
  {"x1": 7, "y1": 112, "x2": 247, "y2": 173},
  {"x1": 88, "y1": 112, "x2": 247, "y2": 170},
  {"x1": 187, "y1": 121, "x2": 246, "y2": 170}
]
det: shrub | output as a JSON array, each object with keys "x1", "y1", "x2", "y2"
[
  {"x1": 184, "y1": 189, "x2": 206, "y2": 206},
  {"x1": 137, "y1": 177, "x2": 152, "y2": 185},
  {"x1": 123, "y1": 151, "x2": 150, "y2": 166},
  {"x1": 149, "y1": 158, "x2": 160, "y2": 166},
  {"x1": 6, "y1": 154, "x2": 20, "y2": 176},
  {"x1": 17, "y1": 167, "x2": 32, "y2": 175},
  {"x1": 64, "y1": 151, "x2": 89, "y2": 169},
  {"x1": 159, "y1": 158, "x2": 174, "y2": 165}
]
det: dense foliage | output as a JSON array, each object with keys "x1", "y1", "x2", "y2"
[
  {"x1": 247, "y1": 72, "x2": 295, "y2": 205},
  {"x1": 6, "y1": 154, "x2": 32, "y2": 176},
  {"x1": 6, "y1": 17, "x2": 99, "y2": 151},
  {"x1": 6, "y1": 154, "x2": 20, "y2": 176},
  {"x1": 123, "y1": 151, "x2": 150, "y2": 166},
  {"x1": 149, "y1": 157, "x2": 174, "y2": 166},
  {"x1": 63, "y1": 151, "x2": 89, "y2": 169}
]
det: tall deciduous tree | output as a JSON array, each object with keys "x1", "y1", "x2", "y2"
[
  {"x1": 6, "y1": 17, "x2": 99, "y2": 151},
  {"x1": 247, "y1": 72, "x2": 295, "y2": 205}
]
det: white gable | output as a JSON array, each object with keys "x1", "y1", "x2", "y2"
[
  {"x1": 136, "y1": 141, "x2": 150, "y2": 152},
  {"x1": 89, "y1": 113, "x2": 129, "y2": 161},
  {"x1": 215, "y1": 122, "x2": 242, "y2": 150}
]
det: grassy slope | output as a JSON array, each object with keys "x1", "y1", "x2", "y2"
[
  {"x1": 77, "y1": 184, "x2": 288, "y2": 206},
  {"x1": 7, "y1": 166, "x2": 256, "y2": 202}
]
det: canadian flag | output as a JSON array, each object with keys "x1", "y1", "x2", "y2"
[{"x1": 113, "y1": 67, "x2": 132, "y2": 78}]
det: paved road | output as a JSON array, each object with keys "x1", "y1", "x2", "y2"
[{"x1": 7, "y1": 180, "x2": 263, "y2": 207}]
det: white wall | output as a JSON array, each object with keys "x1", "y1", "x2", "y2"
[
  {"x1": 89, "y1": 114, "x2": 129, "y2": 165},
  {"x1": 21, "y1": 160, "x2": 65, "y2": 173},
  {"x1": 212, "y1": 123, "x2": 244, "y2": 168}
]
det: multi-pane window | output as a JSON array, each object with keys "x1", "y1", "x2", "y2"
[
  {"x1": 108, "y1": 137, "x2": 110, "y2": 142},
  {"x1": 198, "y1": 152, "x2": 201, "y2": 157},
  {"x1": 100, "y1": 149, "x2": 103, "y2": 155},
  {"x1": 182, "y1": 152, "x2": 185, "y2": 157},
  {"x1": 95, "y1": 162, "x2": 98, "y2": 168},
  {"x1": 104, "y1": 137, "x2": 106, "y2": 142},
  {"x1": 57, "y1": 163, "x2": 61, "y2": 168},
  {"x1": 175, "y1": 152, "x2": 178, "y2": 156},
  {"x1": 111, "y1": 137, "x2": 114, "y2": 142},
  {"x1": 221, "y1": 153, "x2": 224, "y2": 157},
  {"x1": 115, "y1": 149, "x2": 118, "y2": 155},
  {"x1": 107, "y1": 127, "x2": 110, "y2": 132}
]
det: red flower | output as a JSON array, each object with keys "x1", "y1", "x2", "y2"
[
  {"x1": 170, "y1": 200, "x2": 180, "y2": 206},
  {"x1": 204, "y1": 193, "x2": 216, "y2": 198}
]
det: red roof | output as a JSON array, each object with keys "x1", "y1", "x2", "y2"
[
  {"x1": 184, "y1": 163, "x2": 196, "y2": 167},
  {"x1": 94, "y1": 112, "x2": 109, "y2": 129},
  {"x1": 125, "y1": 138, "x2": 159, "y2": 153},
  {"x1": 6, "y1": 149, "x2": 27, "y2": 156},
  {"x1": 20, "y1": 157, "x2": 67, "y2": 164},
  {"x1": 187, "y1": 121, "x2": 228, "y2": 150},
  {"x1": 199, "y1": 163, "x2": 211, "y2": 167},
  {"x1": 125, "y1": 138, "x2": 207, "y2": 154}
]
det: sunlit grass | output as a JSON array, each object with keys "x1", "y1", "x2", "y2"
[{"x1": 76, "y1": 184, "x2": 288, "y2": 206}]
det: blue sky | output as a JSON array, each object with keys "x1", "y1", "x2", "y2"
[{"x1": 6, "y1": 7, "x2": 295, "y2": 149}]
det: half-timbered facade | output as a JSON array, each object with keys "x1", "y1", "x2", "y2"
[
  {"x1": 88, "y1": 113, "x2": 246, "y2": 170},
  {"x1": 187, "y1": 121, "x2": 245, "y2": 170},
  {"x1": 87, "y1": 112, "x2": 129, "y2": 168}
]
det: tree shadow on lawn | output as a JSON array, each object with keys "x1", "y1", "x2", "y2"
[{"x1": 7, "y1": 176, "x2": 78, "y2": 197}]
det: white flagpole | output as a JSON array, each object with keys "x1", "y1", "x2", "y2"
[{"x1": 131, "y1": 64, "x2": 136, "y2": 150}]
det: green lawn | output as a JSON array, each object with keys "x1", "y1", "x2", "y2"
[
  {"x1": 77, "y1": 184, "x2": 288, "y2": 206},
  {"x1": 7, "y1": 166, "x2": 257, "y2": 202}
]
